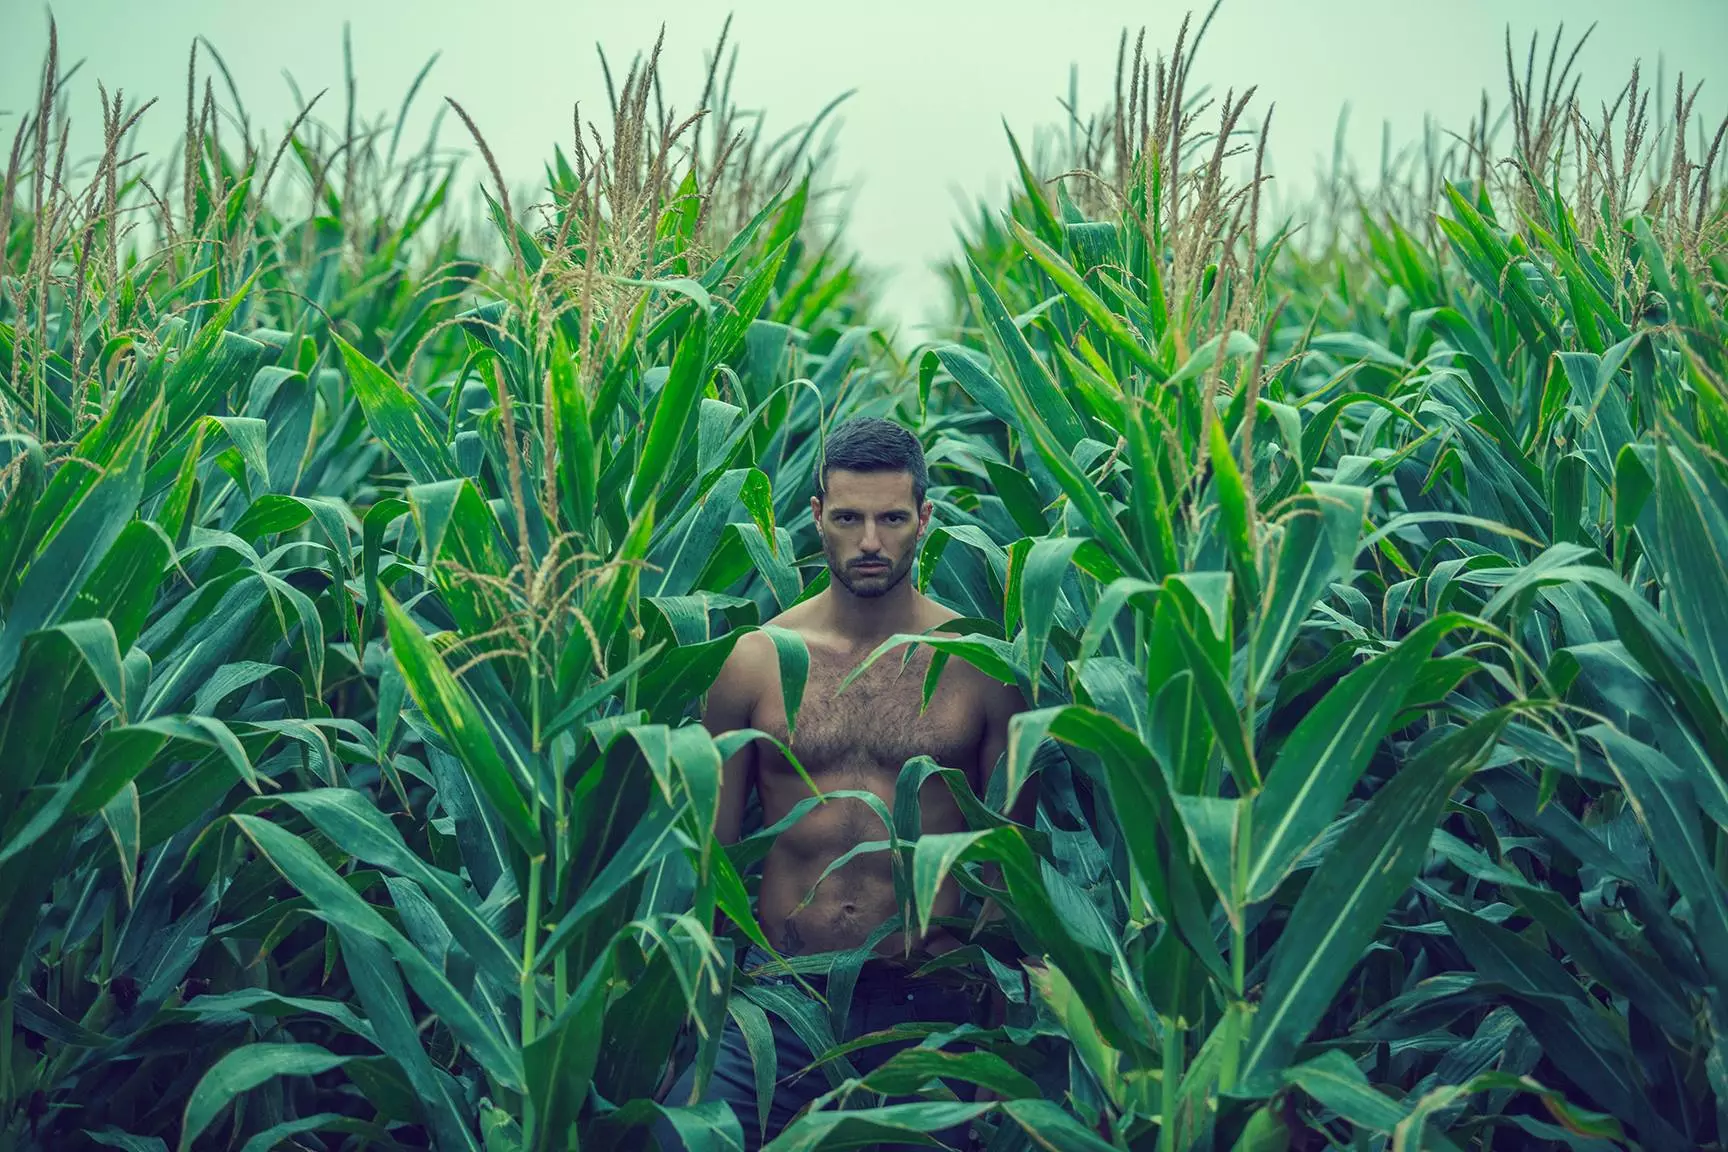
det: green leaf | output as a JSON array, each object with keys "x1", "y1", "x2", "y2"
[
  {"x1": 1208, "y1": 417, "x2": 1259, "y2": 603},
  {"x1": 209, "y1": 415, "x2": 272, "y2": 488},
  {"x1": 1004, "y1": 125, "x2": 1063, "y2": 247},
  {"x1": 334, "y1": 332, "x2": 457, "y2": 484},
  {"x1": 559, "y1": 502, "x2": 654, "y2": 697},
  {"x1": 702, "y1": 177, "x2": 800, "y2": 291},
  {"x1": 271, "y1": 788, "x2": 519, "y2": 988},
  {"x1": 862, "y1": 1047, "x2": 1040, "y2": 1100},
  {"x1": 1009, "y1": 218, "x2": 1158, "y2": 374},
  {"x1": 362, "y1": 496, "x2": 409, "y2": 636},
  {"x1": 948, "y1": 291, "x2": 1145, "y2": 583},
  {"x1": 338, "y1": 930, "x2": 481, "y2": 1150},
  {"x1": 842, "y1": 632, "x2": 1022, "y2": 697},
  {"x1": 1123, "y1": 403, "x2": 1178, "y2": 580},
  {"x1": 1173, "y1": 793, "x2": 1242, "y2": 924},
  {"x1": 933, "y1": 345, "x2": 1017, "y2": 430},
  {"x1": 236, "y1": 1114, "x2": 397, "y2": 1152},
  {"x1": 550, "y1": 330, "x2": 597, "y2": 534},
  {"x1": 1439, "y1": 907, "x2": 1641, "y2": 1120},
  {"x1": 713, "y1": 238, "x2": 793, "y2": 366},
  {"x1": 731, "y1": 523, "x2": 802, "y2": 610},
  {"x1": 537, "y1": 801, "x2": 684, "y2": 966},
  {"x1": 542, "y1": 642, "x2": 666, "y2": 742},
  {"x1": 985, "y1": 460, "x2": 1051, "y2": 538},
  {"x1": 101, "y1": 781, "x2": 141, "y2": 905},
  {"x1": 999, "y1": 1099, "x2": 1123, "y2": 1152},
  {"x1": 646, "y1": 1102, "x2": 745, "y2": 1152},
  {"x1": 1018, "y1": 536, "x2": 1088, "y2": 702},
  {"x1": 410, "y1": 477, "x2": 514, "y2": 641},
  {"x1": 525, "y1": 950, "x2": 611, "y2": 1152},
  {"x1": 86, "y1": 1131, "x2": 168, "y2": 1152},
  {"x1": 0, "y1": 434, "x2": 46, "y2": 598},
  {"x1": 1651, "y1": 436, "x2": 1728, "y2": 722},
  {"x1": 159, "y1": 282, "x2": 267, "y2": 443},
  {"x1": 763, "y1": 1102, "x2": 989, "y2": 1152},
  {"x1": 1168, "y1": 603, "x2": 1257, "y2": 793},
  {"x1": 81, "y1": 715, "x2": 256, "y2": 811},
  {"x1": 1300, "y1": 393, "x2": 1422, "y2": 477},
  {"x1": 46, "y1": 618, "x2": 128, "y2": 716},
  {"x1": 912, "y1": 825, "x2": 1130, "y2": 1048},
  {"x1": 167, "y1": 989, "x2": 377, "y2": 1044},
  {"x1": 380, "y1": 591, "x2": 539, "y2": 853},
  {"x1": 14, "y1": 985, "x2": 117, "y2": 1047},
  {"x1": 737, "y1": 468, "x2": 778, "y2": 555},
  {"x1": 1248, "y1": 614, "x2": 1472, "y2": 902},
  {"x1": 232, "y1": 814, "x2": 525, "y2": 1091},
  {"x1": 1251, "y1": 483, "x2": 1371, "y2": 695},
  {"x1": 1591, "y1": 725, "x2": 1728, "y2": 990},
  {"x1": 179, "y1": 1043, "x2": 351, "y2": 1152},
  {"x1": 965, "y1": 261, "x2": 1087, "y2": 452},
  {"x1": 1240, "y1": 711, "x2": 1510, "y2": 1088},
  {"x1": 631, "y1": 305, "x2": 712, "y2": 512},
  {"x1": 1310, "y1": 331, "x2": 1409, "y2": 370},
  {"x1": 1029, "y1": 958, "x2": 1146, "y2": 1111},
  {"x1": 1283, "y1": 1050, "x2": 1412, "y2": 1134},
  {"x1": 761, "y1": 625, "x2": 809, "y2": 740},
  {"x1": 0, "y1": 409, "x2": 151, "y2": 688}
]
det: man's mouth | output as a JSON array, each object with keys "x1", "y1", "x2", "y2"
[{"x1": 852, "y1": 561, "x2": 889, "y2": 572}]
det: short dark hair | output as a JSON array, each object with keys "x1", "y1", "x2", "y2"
[{"x1": 816, "y1": 417, "x2": 928, "y2": 504}]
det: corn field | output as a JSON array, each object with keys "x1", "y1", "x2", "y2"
[{"x1": 3, "y1": 10, "x2": 1728, "y2": 1151}]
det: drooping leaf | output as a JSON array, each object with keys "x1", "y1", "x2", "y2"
[
  {"x1": 179, "y1": 1043, "x2": 352, "y2": 1152},
  {"x1": 1241, "y1": 711, "x2": 1511, "y2": 1087},
  {"x1": 334, "y1": 332, "x2": 457, "y2": 485},
  {"x1": 1248, "y1": 614, "x2": 1473, "y2": 902},
  {"x1": 380, "y1": 591, "x2": 538, "y2": 853}
]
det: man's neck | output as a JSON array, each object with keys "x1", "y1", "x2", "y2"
[{"x1": 822, "y1": 578, "x2": 922, "y2": 648}]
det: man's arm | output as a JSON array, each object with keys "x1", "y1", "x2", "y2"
[
  {"x1": 660, "y1": 636, "x2": 762, "y2": 1105},
  {"x1": 978, "y1": 676, "x2": 1035, "y2": 829},
  {"x1": 702, "y1": 632, "x2": 764, "y2": 846}
]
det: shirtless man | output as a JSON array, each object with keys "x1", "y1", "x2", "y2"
[{"x1": 655, "y1": 417, "x2": 1028, "y2": 1152}]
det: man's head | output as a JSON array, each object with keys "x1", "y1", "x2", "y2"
[{"x1": 812, "y1": 417, "x2": 932, "y2": 599}]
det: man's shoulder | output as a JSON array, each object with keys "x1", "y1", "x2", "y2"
[
  {"x1": 918, "y1": 599, "x2": 1023, "y2": 707},
  {"x1": 757, "y1": 596, "x2": 827, "y2": 642},
  {"x1": 725, "y1": 601, "x2": 817, "y2": 673},
  {"x1": 723, "y1": 627, "x2": 776, "y2": 671},
  {"x1": 921, "y1": 600, "x2": 966, "y2": 636}
]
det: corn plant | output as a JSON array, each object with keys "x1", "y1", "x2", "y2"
[
  {"x1": 6, "y1": 8, "x2": 1728, "y2": 1152},
  {"x1": 0, "y1": 22, "x2": 884, "y2": 1151},
  {"x1": 824, "y1": 17, "x2": 1728, "y2": 1152}
]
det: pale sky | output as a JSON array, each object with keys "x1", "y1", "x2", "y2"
[{"x1": 5, "y1": 1, "x2": 1726, "y2": 336}]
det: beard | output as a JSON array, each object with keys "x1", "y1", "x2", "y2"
[{"x1": 825, "y1": 543, "x2": 914, "y2": 599}]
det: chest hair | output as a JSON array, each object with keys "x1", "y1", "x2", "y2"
[{"x1": 761, "y1": 645, "x2": 979, "y2": 779}]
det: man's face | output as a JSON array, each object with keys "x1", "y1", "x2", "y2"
[{"x1": 812, "y1": 469, "x2": 930, "y2": 599}]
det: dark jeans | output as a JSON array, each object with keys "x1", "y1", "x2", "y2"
[{"x1": 654, "y1": 946, "x2": 980, "y2": 1152}]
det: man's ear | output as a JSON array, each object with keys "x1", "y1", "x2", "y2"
[
  {"x1": 810, "y1": 495, "x2": 823, "y2": 531},
  {"x1": 919, "y1": 499, "x2": 933, "y2": 532}
]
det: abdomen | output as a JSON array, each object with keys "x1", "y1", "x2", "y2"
[{"x1": 754, "y1": 769, "x2": 968, "y2": 955}]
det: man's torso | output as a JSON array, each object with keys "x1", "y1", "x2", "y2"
[{"x1": 744, "y1": 605, "x2": 988, "y2": 958}]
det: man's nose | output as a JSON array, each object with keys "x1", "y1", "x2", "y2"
[{"x1": 861, "y1": 521, "x2": 882, "y2": 551}]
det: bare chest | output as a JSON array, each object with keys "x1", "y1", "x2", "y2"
[{"x1": 754, "y1": 646, "x2": 982, "y2": 780}]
